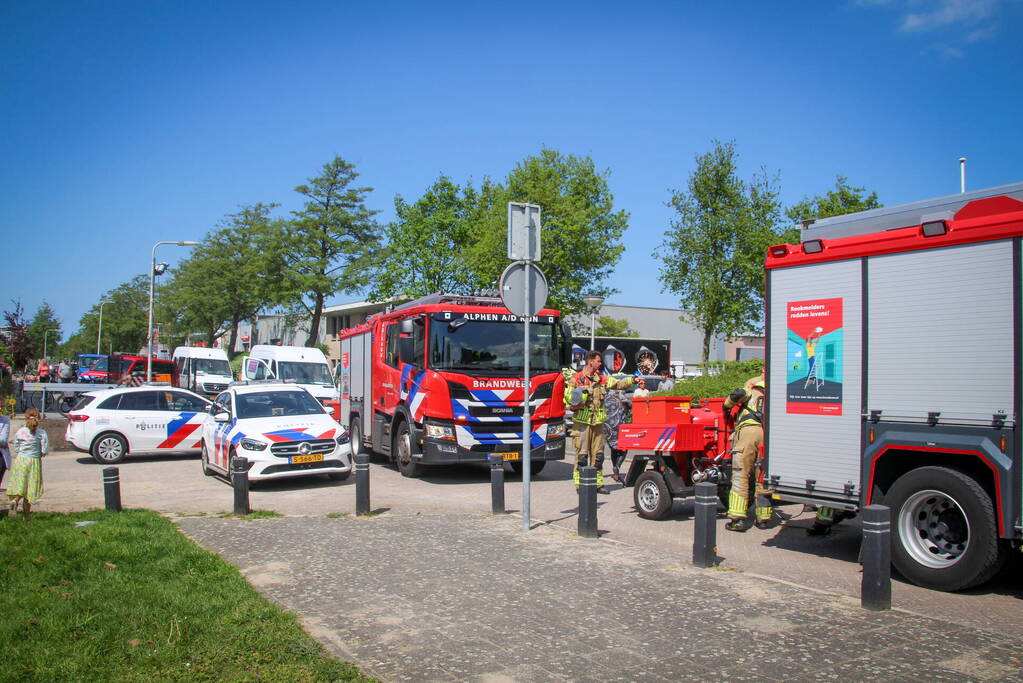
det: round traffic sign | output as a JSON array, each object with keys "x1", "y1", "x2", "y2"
[{"x1": 500, "y1": 261, "x2": 548, "y2": 317}]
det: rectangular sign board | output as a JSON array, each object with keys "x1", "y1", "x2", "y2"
[{"x1": 507, "y1": 202, "x2": 541, "y2": 261}]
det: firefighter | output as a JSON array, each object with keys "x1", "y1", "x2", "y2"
[
  {"x1": 565, "y1": 350, "x2": 634, "y2": 494},
  {"x1": 723, "y1": 378, "x2": 772, "y2": 532},
  {"x1": 807, "y1": 506, "x2": 853, "y2": 535}
]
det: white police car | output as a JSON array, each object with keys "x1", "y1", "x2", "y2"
[
  {"x1": 202, "y1": 383, "x2": 352, "y2": 482},
  {"x1": 65, "y1": 386, "x2": 213, "y2": 464}
]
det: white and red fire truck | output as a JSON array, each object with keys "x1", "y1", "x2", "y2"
[
  {"x1": 764, "y1": 181, "x2": 1023, "y2": 591},
  {"x1": 335, "y1": 293, "x2": 571, "y2": 477}
]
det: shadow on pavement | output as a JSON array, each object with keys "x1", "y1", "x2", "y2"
[{"x1": 74, "y1": 454, "x2": 199, "y2": 466}]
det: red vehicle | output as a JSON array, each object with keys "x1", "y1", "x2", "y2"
[
  {"x1": 621, "y1": 395, "x2": 734, "y2": 519},
  {"x1": 81, "y1": 354, "x2": 179, "y2": 386},
  {"x1": 336, "y1": 293, "x2": 571, "y2": 477}
]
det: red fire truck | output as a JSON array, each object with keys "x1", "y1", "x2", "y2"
[
  {"x1": 764, "y1": 181, "x2": 1023, "y2": 591},
  {"x1": 335, "y1": 293, "x2": 571, "y2": 477}
]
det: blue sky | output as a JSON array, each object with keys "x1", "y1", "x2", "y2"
[{"x1": 3, "y1": 0, "x2": 1021, "y2": 335}]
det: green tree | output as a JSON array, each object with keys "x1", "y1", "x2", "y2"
[
  {"x1": 594, "y1": 316, "x2": 638, "y2": 337},
  {"x1": 466, "y1": 149, "x2": 629, "y2": 316},
  {"x1": 368, "y1": 176, "x2": 483, "y2": 301},
  {"x1": 26, "y1": 302, "x2": 62, "y2": 361},
  {"x1": 1, "y1": 301, "x2": 34, "y2": 370},
  {"x1": 786, "y1": 175, "x2": 882, "y2": 224},
  {"x1": 85, "y1": 277, "x2": 151, "y2": 355},
  {"x1": 657, "y1": 140, "x2": 787, "y2": 366},
  {"x1": 282, "y1": 156, "x2": 382, "y2": 347},
  {"x1": 164, "y1": 204, "x2": 285, "y2": 356}
]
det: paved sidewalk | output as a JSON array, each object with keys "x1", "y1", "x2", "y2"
[{"x1": 179, "y1": 512, "x2": 1022, "y2": 682}]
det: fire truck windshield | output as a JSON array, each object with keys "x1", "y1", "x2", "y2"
[{"x1": 429, "y1": 320, "x2": 559, "y2": 374}]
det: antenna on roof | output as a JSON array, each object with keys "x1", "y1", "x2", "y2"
[{"x1": 959, "y1": 157, "x2": 967, "y2": 193}]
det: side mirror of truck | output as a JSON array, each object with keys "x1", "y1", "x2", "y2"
[
  {"x1": 400, "y1": 319, "x2": 414, "y2": 335},
  {"x1": 560, "y1": 321, "x2": 574, "y2": 367}
]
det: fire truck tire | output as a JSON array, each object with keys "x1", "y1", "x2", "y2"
[
  {"x1": 350, "y1": 420, "x2": 368, "y2": 458},
  {"x1": 634, "y1": 471, "x2": 672, "y2": 520},
  {"x1": 887, "y1": 466, "x2": 1007, "y2": 592},
  {"x1": 509, "y1": 460, "x2": 546, "y2": 477},
  {"x1": 394, "y1": 422, "x2": 424, "y2": 478},
  {"x1": 91, "y1": 432, "x2": 127, "y2": 465}
]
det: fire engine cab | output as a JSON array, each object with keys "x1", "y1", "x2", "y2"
[
  {"x1": 336, "y1": 293, "x2": 571, "y2": 477},
  {"x1": 765, "y1": 181, "x2": 1023, "y2": 591}
]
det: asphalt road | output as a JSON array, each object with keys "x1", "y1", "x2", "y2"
[{"x1": 23, "y1": 448, "x2": 1023, "y2": 640}]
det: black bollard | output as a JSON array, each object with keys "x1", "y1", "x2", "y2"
[
  {"x1": 861, "y1": 504, "x2": 892, "y2": 610},
  {"x1": 577, "y1": 466, "x2": 598, "y2": 538},
  {"x1": 693, "y1": 481, "x2": 718, "y2": 568},
  {"x1": 355, "y1": 452, "x2": 370, "y2": 516},
  {"x1": 231, "y1": 456, "x2": 250, "y2": 516},
  {"x1": 489, "y1": 453, "x2": 506, "y2": 515},
  {"x1": 102, "y1": 466, "x2": 122, "y2": 512}
]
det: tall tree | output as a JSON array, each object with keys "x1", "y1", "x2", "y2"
[
  {"x1": 787, "y1": 175, "x2": 882, "y2": 224},
  {"x1": 368, "y1": 176, "x2": 484, "y2": 301},
  {"x1": 656, "y1": 140, "x2": 787, "y2": 366},
  {"x1": 466, "y1": 149, "x2": 629, "y2": 316},
  {"x1": 283, "y1": 156, "x2": 382, "y2": 346},
  {"x1": 164, "y1": 204, "x2": 285, "y2": 355},
  {"x1": 92, "y1": 277, "x2": 151, "y2": 354},
  {"x1": 1, "y1": 301, "x2": 34, "y2": 370},
  {"x1": 26, "y1": 302, "x2": 62, "y2": 361}
]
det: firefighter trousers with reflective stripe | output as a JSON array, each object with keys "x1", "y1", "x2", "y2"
[
  {"x1": 573, "y1": 422, "x2": 605, "y2": 488},
  {"x1": 727, "y1": 424, "x2": 770, "y2": 520}
]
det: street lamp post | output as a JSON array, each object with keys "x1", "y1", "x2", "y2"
[
  {"x1": 582, "y1": 295, "x2": 605, "y2": 351},
  {"x1": 148, "y1": 240, "x2": 198, "y2": 381},
  {"x1": 96, "y1": 301, "x2": 112, "y2": 354}
]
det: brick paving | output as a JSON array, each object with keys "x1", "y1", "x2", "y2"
[{"x1": 179, "y1": 512, "x2": 1023, "y2": 682}]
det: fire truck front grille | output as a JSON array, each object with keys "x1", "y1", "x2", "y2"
[
  {"x1": 449, "y1": 381, "x2": 552, "y2": 420},
  {"x1": 270, "y1": 439, "x2": 336, "y2": 456}
]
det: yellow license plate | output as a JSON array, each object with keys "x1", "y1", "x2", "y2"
[
  {"x1": 503, "y1": 452, "x2": 521, "y2": 461},
  {"x1": 291, "y1": 454, "x2": 324, "y2": 464}
]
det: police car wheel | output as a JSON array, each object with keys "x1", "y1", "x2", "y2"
[
  {"x1": 201, "y1": 441, "x2": 214, "y2": 477},
  {"x1": 634, "y1": 471, "x2": 672, "y2": 520},
  {"x1": 91, "y1": 433, "x2": 127, "y2": 465}
]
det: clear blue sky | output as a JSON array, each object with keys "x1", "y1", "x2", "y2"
[{"x1": 3, "y1": 0, "x2": 1021, "y2": 335}]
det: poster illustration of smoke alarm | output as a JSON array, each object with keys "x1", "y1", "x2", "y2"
[{"x1": 786, "y1": 298, "x2": 843, "y2": 415}]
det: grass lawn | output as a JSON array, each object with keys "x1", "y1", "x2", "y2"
[{"x1": 0, "y1": 509, "x2": 373, "y2": 682}]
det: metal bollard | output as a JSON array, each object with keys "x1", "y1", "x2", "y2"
[
  {"x1": 231, "y1": 456, "x2": 250, "y2": 516},
  {"x1": 577, "y1": 466, "x2": 598, "y2": 538},
  {"x1": 693, "y1": 481, "x2": 718, "y2": 568},
  {"x1": 355, "y1": 452, "x2": 370, "y2": 516},
  {"x1": 103, "y1": 466, "x2": 122, "y2": 512},
  {"x1": 861, "y1": 504, "x2": 892, "y2": 610},
  {"x1": 489, "y1": 453, "x2": 506, "y2": 515}
]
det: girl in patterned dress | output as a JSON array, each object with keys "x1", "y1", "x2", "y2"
[{"x1": 7, "y1": 407, "x2": 49, "y2": 520}]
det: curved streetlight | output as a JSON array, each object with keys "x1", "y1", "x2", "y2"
[
  {"x1": 582, "y1": 295, "x2": 605, "y2": 351},
  {"x1": 96, "y1": 301, "x2": 112, "y2": 354},
  {"x1": 148, "y1": 240, "x2": 198, "y2": 381}
]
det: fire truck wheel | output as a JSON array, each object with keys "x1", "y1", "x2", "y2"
[
  {"x1": 634, "y1": 471, "x2": 672, "y2": 520},
  {"x1": 509, "y1": 460, "x2": 546, "y2": 477},
  {"x1": 887, "y1": 466, "x2": 1007, "y2": 592},
  {"x1": 201, "y1": 441, "x2": 214, "y2": 477},
  {"x1": 394, "y1": 422, "x2": 424, "y2": 478},
  {"x1": 91, "y1": 432, "x2": 127, "y2": 465},
  {"x1": 350, "y1": 420, "x2": 367, "y2": 458}
]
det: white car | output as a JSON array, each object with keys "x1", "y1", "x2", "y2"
[
  {"x1": 202, "y1": 383, "x2": 352, "y2": 482},
  {"x1": 66, "y1": 386, "x2": 213, "y2": 464}
]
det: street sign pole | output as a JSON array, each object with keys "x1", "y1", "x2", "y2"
[{"x1": 521, "y1": 260, "x2": 531, "y2": 532}]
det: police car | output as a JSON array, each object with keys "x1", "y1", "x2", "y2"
[
  {"x1": 66, "y1": 386, "x2": 213, "y2": 464},
  {"x1": 201, "y1": 383, "x2": 352, "y2": 482}
]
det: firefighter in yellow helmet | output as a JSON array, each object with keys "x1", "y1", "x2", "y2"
[
  {"x1": 723, "y1": 377, "x2": 773, "y2": 532},
  {"x1": 565, "y1": 350, "x2": 634, "y2": 494}
]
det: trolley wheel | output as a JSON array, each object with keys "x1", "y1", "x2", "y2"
[{"x1": 634, "y1": 470, "x2": 673, "y2": 520}]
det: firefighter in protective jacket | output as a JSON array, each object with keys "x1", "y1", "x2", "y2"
[
  {"x1": 565, "y1": 350, "x2": 634, "y2": 494},
  {"x1": 723, "y1": 377, "x2": 772, "y2": 531}
]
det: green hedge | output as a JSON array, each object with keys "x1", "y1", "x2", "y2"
[{"x1": 656, "y1": 358, "x2": 764, "y2": 400}]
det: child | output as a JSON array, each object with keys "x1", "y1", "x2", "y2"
[{"x1": 7, "y1": 407, "x2": 49, "y2": 520}]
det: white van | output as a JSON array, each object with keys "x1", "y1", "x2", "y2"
[
  {"x1": 241, "y1": 344, "x2": 337, "y2": 404},
  {"x1": 173, "y1": 346, "x2": 233, "y2": 396}
]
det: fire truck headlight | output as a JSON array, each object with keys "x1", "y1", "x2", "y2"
[
  {"x1": 240, "y1": 438, "x2": 268, "y2": 451},
  {"x1": 547, "y1": 422, "x2": 565, "y2": 438},
  {"x1": 425, "y1": 424, "x2": 455, "y2": 441}
]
